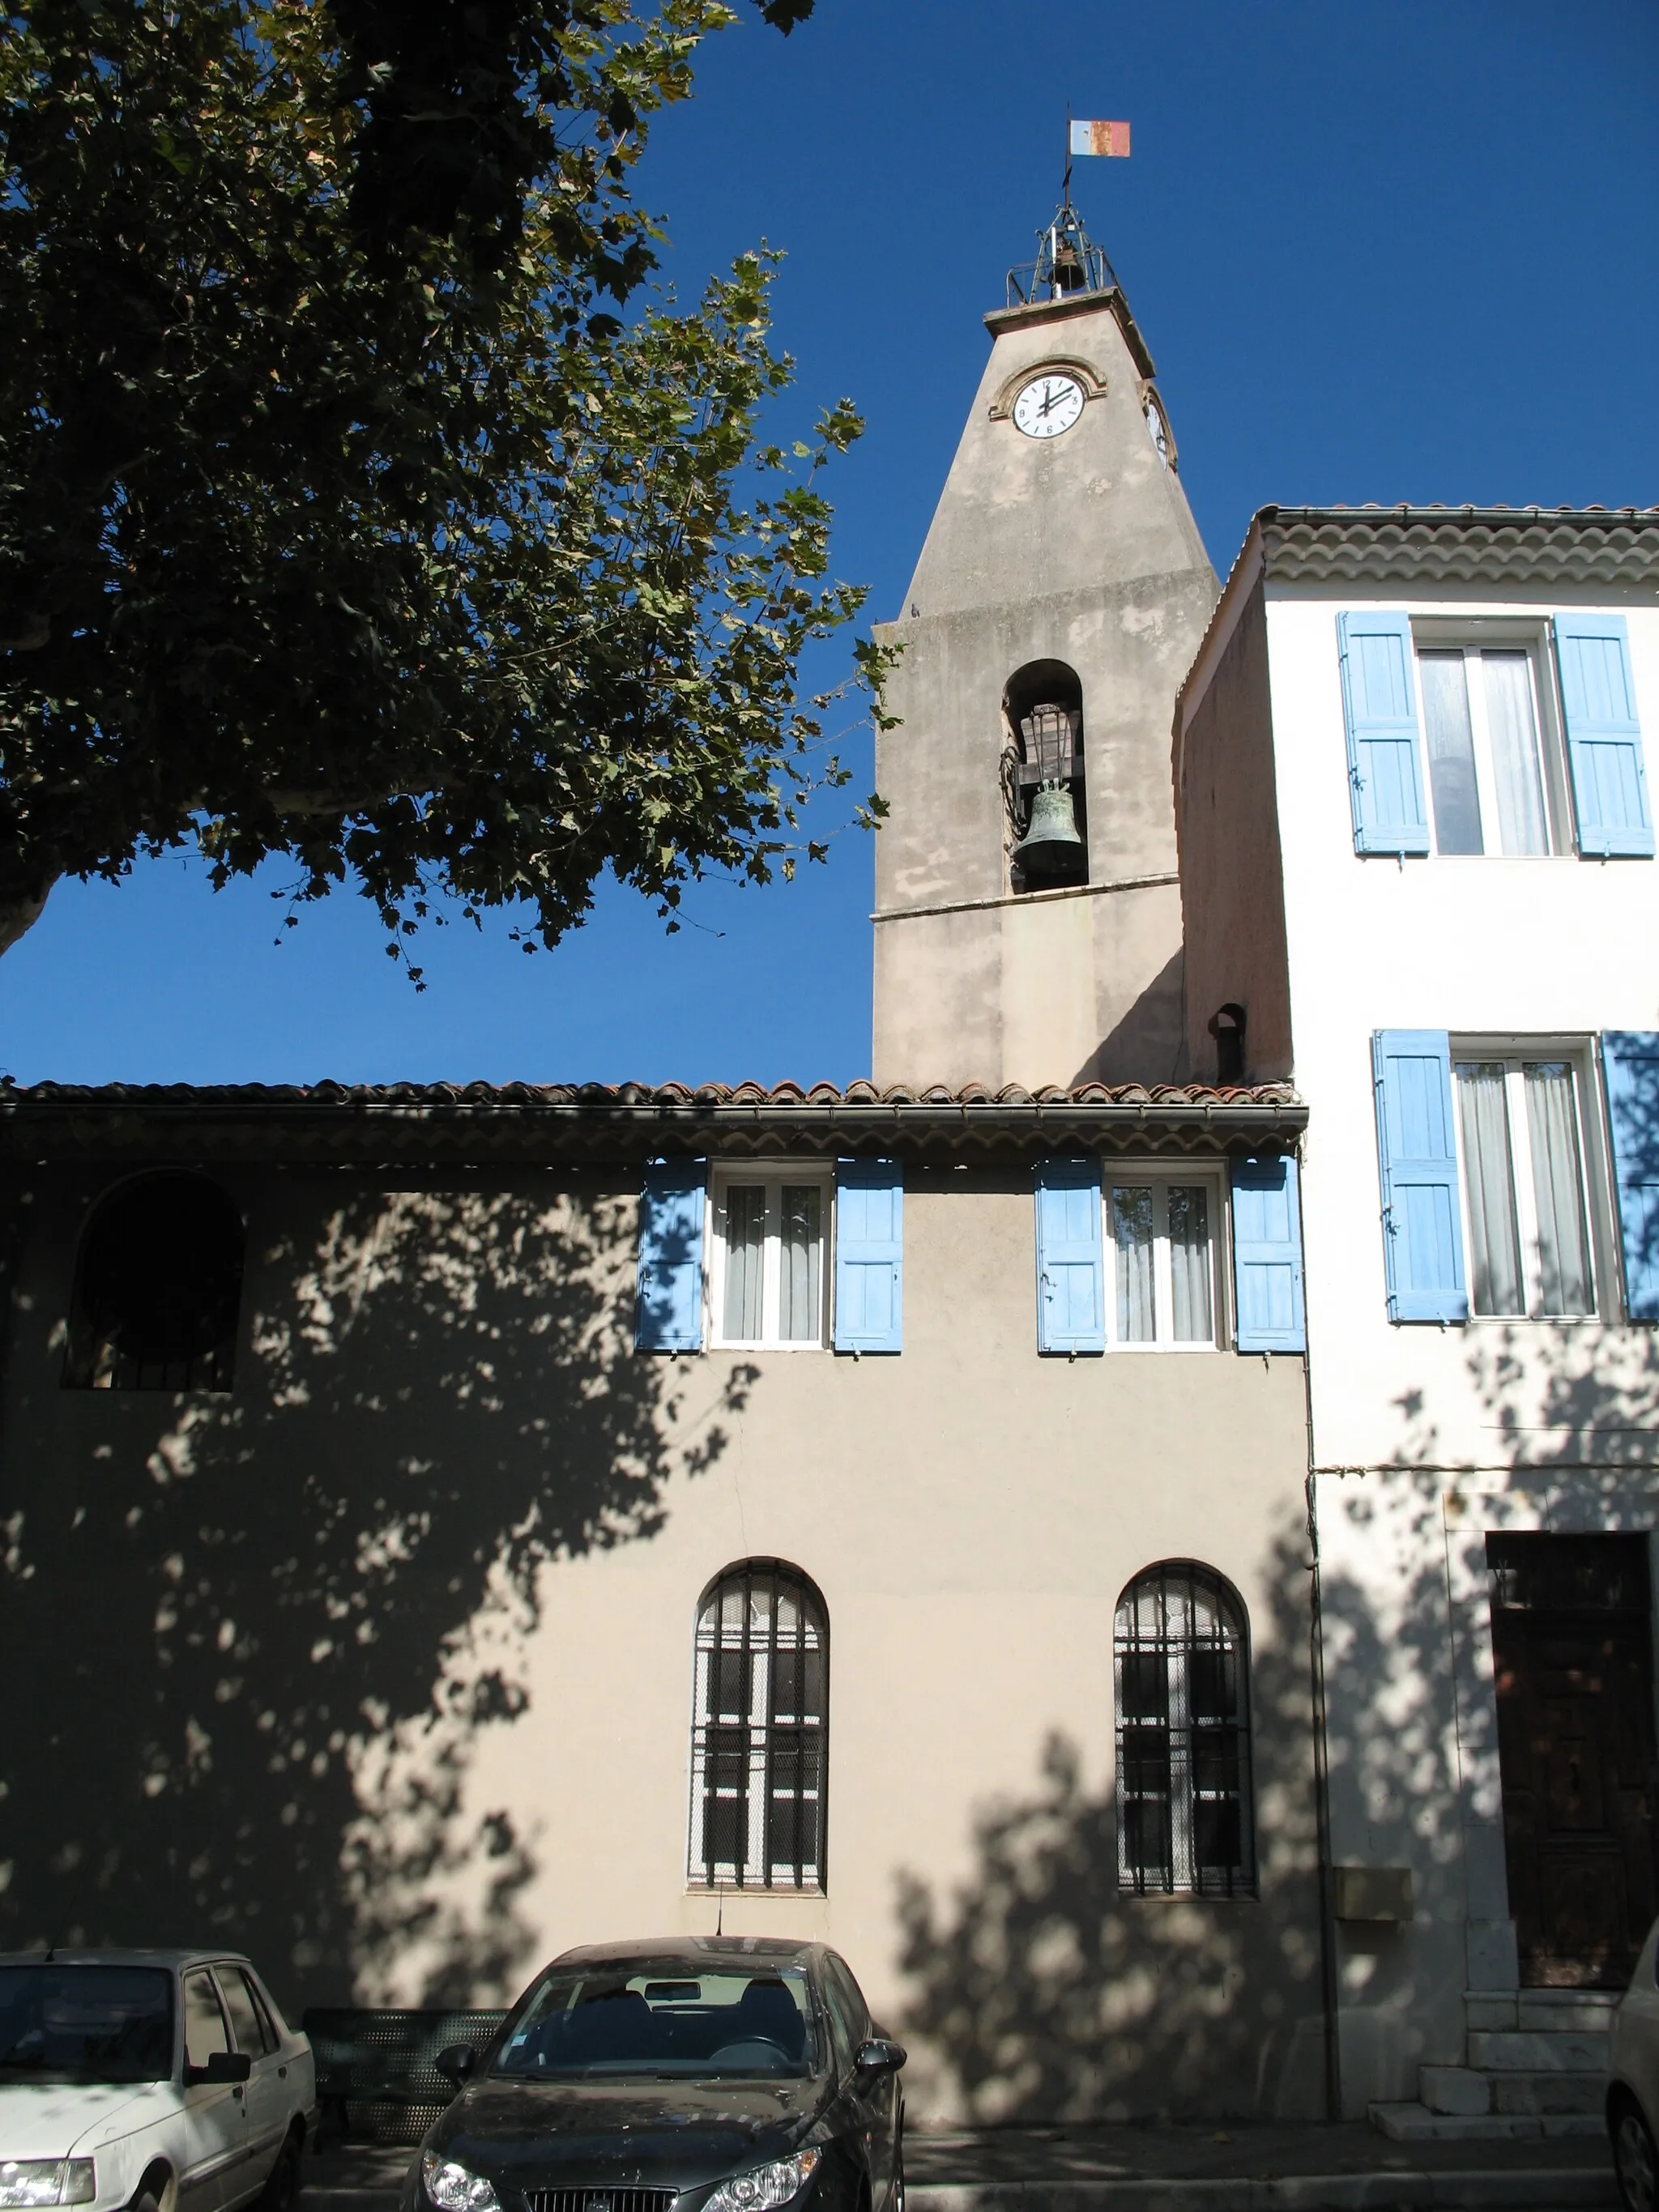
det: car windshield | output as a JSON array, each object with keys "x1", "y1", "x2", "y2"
[
  {"x1": 0, "y1": 1967, "x2": 174, "y2": 2085},
  {"x1": 494, "y1": 1960, "x2": 818, "y2": 2080}
]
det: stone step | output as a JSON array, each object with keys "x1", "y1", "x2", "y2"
[
  {"x1": 1467, "y1": 2028, "x2": 1610, "y2": 2072},
  {"x1": 1421, "y1": 2064, "x2": 1607, "y2": 2119},
  {"x1": 1492, "y1": 2072, "x2": 1608, "y2": 2117},
  {"x1": 1422, "y1": 2065, "x2": 1494, "y2": 2116},
  {"x1": 1464, "y1": 1989, "x2": 1624, "y2": 2035},
  {"x1": 1369, "y1": 2101, "x2": 1606, "y2": 2142},
  {"x1": 1518, "y1": 1993, "x2": 1623, "y2": 2035}
]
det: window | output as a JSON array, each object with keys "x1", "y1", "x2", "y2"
[
  {"x1": 64, "y1": 1172, "x2": 245, "y2": 1391},
  {"x1": 1105, "y1": 1176, "x2": 1220, "y2": 1347},
  {"x1": 1418, "y1": 641, "x2": 1557, "y2": 856},
  {"x1": 1115, "y1": 1562, "x2": 1254, "y2": 1898},
  {"x1": 689, "y1": 1562, "x2": 826, "y2": 1892},
  {"x1": 215, "y1": 1968, "x2": 268, "y2": 2057},
  {"x1": 182, "y1": 1970, "x2": 229, "y2": 2072},
  {"x1": 710, "y1": 1173, "x2": 828, "y2": 1349},
  {"x1": 1452, "y1": 1050, "x2": 1597, "y2": 1317}
]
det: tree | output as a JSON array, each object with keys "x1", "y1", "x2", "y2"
[{"x1": 0, "y1": 0, "x2": 885, "y2": 975}]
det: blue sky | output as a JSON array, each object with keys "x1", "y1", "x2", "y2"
[{"x1": 2, "y1": 0, "x2": 1656, "y2": 1089}]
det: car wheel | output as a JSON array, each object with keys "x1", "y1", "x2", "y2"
[
  {"x1": 257, "y1": 2134, "x2": 304, "y2": 2212},
  {"x1": 1615, "y1": 2099, "x2": 1659, "y2": 2212}
]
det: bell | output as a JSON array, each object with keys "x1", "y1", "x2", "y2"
[{"x1": 1013, "y1": 782, "x2": 1085, "y2": 884}]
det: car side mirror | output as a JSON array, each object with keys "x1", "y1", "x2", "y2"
[
  {"x1": 854, "y1": 2038, "x2": 906, "y2": 2078},
  {"x1": 187, "y1": 2050, "x2": 253, "y2": 2086},
  {"x1": 433, "y1": 2044, "x2": 477, "y2": 2090}
]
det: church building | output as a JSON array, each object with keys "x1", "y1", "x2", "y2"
[{"x1": 4, "y1": 202, "x2": 1656, "y2": 2136}]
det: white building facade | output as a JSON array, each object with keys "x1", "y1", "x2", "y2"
[{"x1": 1176, "y1": 504, "x2": 1659, "y2": 2128}]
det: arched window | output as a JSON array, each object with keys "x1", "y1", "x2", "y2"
[
  {"x1": 1003, "y1": 658, "x2": 1087, "y2": 891},
  {"x1": 1115, "y1": 1562, "x2": 1254, "y2": 1897},
  {"x1": 689, "y1": 1561, "x2": 826, "y2": 1892},
  {"x1": 64, "y1": 1172, "x2": 245, "y2": 1392}
]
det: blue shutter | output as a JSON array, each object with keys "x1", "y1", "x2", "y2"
[
  {"x1": 1034, "y1": 1160, "x2": 1105, "y2": 1355},
  {"x1": 1372, "y1": 1032, "x2": 1468, "y2": 1323},
  {"x1": 1231, "y1": 1155, "x2": 1306, "y2": 1353},
  {"x1": 834, "y1": 1159, "x2": 903, "y2": 1353},
  {"x1": 1337, "y1": 611, "x2": 1430, "y2": 856},
  {"x1": 635, "y1": 1159, "x2": 706, "y2": 1353},
  {"x1": 1555, "y1": 613, "x2": 1653, "y2": 858},
  {"x1": 1602, "y1": 1034, "x2": 1659, "y2": 1320}
]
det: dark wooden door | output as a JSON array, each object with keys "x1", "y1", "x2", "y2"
[{"x1": 1489, "y1": 1532, "x2": 1659, "y2": 1987}]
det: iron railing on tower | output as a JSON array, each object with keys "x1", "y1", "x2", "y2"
[{"x1": 1006, "y1": 202, "x2": 1120, "y2": 309}]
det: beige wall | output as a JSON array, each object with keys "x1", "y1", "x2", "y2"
[
  {"x1": 1175, "y1": 577, "x2": 1294, "y2": 1085},
  {"x1": 870, "y1": 284, "x2": 1217, "y2": 1093},
  {"x1": 0, "y1": 1156, "x2": 1322, "y2": 2124}
]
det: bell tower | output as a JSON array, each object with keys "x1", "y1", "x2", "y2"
[{"x1": 871, "y1": 207, "x2": 1218, "y2": 1090}]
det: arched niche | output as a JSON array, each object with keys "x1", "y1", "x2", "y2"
[{"x1": 1002, "y1": 658, "x2": 1088, "y2": 891}]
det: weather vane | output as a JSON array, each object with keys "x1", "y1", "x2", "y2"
[{"x1": 1063, "y1": 108, "x2": 1132, "y2": 203}]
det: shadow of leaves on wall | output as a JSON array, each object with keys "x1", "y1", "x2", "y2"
[
  {"x1": 891, "y1": 1517, "x2": 1325, "y2": 2123},
  {"x1": 0, "y1": 1173, "x2": 754, "y2": 2012}
]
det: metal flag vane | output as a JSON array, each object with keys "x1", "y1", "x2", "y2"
[
  {"x1": 1005, "y1": 113, "x2": 1129, "y2": 310},
  {"x1": 1064, "y1": 108, "x2": 1132, "y2": 202}
]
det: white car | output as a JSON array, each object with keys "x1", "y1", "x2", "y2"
[
  {"x1": 0, "y1": 1950, "x2": 316, "y2": 2212},
  {"x1": 1609, "y1": 1920, "x2": 1659, "y2": 2212}
]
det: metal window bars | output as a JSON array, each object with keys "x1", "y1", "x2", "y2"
[
  {"x1": 689, "y1": 1561, "x2": 826, "y2": 1891},
  {"x1": 1115, "y1": 1561, "x2": 1255, "y2": 1898}
]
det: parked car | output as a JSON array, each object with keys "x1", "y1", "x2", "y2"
[
  {"x1": 1610, "y1": 1920, "x2": 1659, "y2": 2212},
  {"x1": 402, "y1": 1939, "x2": 904, "y2": 2212},
  {"x1": 0, "y1": 1949, "x2": 317, "y2": 2212}
]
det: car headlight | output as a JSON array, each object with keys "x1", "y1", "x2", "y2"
[
  {"x1": 703, "y1": 2150, "x2": 821, "y2": 2212},
  {"x1": 420, "y1": 2155, "x2": 500, "y2": 2212},
  {"x1": 0, "y1": 2164, "x2": 96, "y2": 2210}
]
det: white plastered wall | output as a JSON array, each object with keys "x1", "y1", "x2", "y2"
[{"x1": 1265, "y1": 581, "x2": 1659, "y2": 2110}]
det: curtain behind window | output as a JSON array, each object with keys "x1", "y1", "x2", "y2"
[
  {"x1": 1483, "y1": 653, "x2": 1548, "y2": 856},
  {"x1": 778, "y1": 1186, "x2": 821, "y2": 1341},
  {"x1": 1456, "y1": 1063, "x2": 1522, "y2": 1315},
  {"x1": 1525, "y1": 1063, "x2": 1592, "y2": 1315},
  {"x1": 1112, "y1": 1187, "x2": 1156, "y2": 1341},
  {"x1": 1420, "y1": 652, "x2": 1482, "y2": 855},
  {"x1": 723, "y1": 1185, "x2": 766, "y2": 1340},
  {"x1": 1167, "y1": 1186, "x2": 1212, "y2": 1341}
]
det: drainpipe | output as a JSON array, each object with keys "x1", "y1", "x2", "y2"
[{"x1": 1305, "y1": 1448, "x2": 1342, "y2": 2121}]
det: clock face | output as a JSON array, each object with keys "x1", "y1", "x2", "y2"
[{"x1": 1013, "y1": 373, "x2": 1085, "y2": 440}]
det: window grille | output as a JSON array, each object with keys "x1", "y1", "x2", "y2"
[
  {"x1": 63, "y1": 1172, "x2": 245, "y2": 1392},
  {"x1": 689, "y1": 1561, "x2": 826, "y2": 1892},
  {"x1": 1115, "y1": 1561, "x2": 1254, "y2": 1897}
]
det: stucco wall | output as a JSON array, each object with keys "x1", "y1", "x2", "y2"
[
  {"x1": 0, "y1": 1159, "x2": 1322, "y2": 2124},
  {"x1": 1260, "y1": 588, "x2": 1659, "y2": 1474},
  {"x1": 1176, "y1": 578, "x2": 1294, "y2": 1084},
  {"x1": 869, "y1": 283, "x2": 1217, "y2": 1093}
]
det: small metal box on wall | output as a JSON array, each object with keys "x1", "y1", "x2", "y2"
[{"x1": 1333, "y1": 1865, "x2": 1414, "y2": 1923}]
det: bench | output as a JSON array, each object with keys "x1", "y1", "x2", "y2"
[{"x1": 302, "y1": 2009, "x2": 509, "y2": 2144}]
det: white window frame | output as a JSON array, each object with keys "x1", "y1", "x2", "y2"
[
  {"x1": 1449, "y1": 1037, "x2": 1614, "y2": 1321},
  {"x1": 1100, "y1": 1166, "x2": 1228, "y2": 1352},
  {"x1": 708, "y1": 1165, "x2": 832, "y2": 1352},
  {"x1": 1410, "y1": 618, "x2": 1572, "y2": 858}
]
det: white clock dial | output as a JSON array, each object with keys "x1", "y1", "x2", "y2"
[{"x1": 1012, "y1": 373, "x2": 1085, "y2": 440}]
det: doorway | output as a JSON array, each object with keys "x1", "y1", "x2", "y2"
[{"x1": 1488, "y1": 1532, "x2": 1659, "y2": 1987}]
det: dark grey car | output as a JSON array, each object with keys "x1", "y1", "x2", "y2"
[{"x1": 403, "y1": 1940, "x2": 904, "y2": 2212}]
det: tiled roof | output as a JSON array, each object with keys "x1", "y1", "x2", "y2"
[
  {"x1": 0, "y1": 1077, "x2": 1306, "y2": 1166},
  {"x1": 1257, "y1": 503, "x2": 1659, "y2": 588},
  {"x1": 0, "y1": 1077, "x2": 1295, "y2": 1108}
]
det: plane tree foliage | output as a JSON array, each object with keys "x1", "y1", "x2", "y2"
[{"x1": 0, "y1": 0, "x2": 885, "y2": 975}]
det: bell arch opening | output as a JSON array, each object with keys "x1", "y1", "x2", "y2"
[{"x1": 1001, "y1": 658, "x2": 1088, "y2": 892}]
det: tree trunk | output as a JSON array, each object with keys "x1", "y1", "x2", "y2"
[{"x1": 0, "y1": 884, "x2": 53, "y2": 959}]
